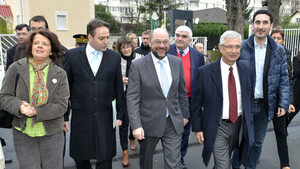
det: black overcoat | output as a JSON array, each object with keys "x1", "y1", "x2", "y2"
[{"x1": 64, "y1": 45, "x2": 125, "y2": 161}]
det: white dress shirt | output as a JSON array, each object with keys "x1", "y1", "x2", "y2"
[
  {"x1": 86, "y1": 43, "x2": 103, "y2": 74},
  {"x1": 176, "y1": 47, "x2": 189, "y2": 57},
  {"x1": 254, "y1": 39, "x2": 267, "y2": 99},
  {"x1": 151, "y1": 53, "x2": 172, "y2": 89},
  {"x1": 220, "y1": 59, "x2": 242, "y2": 119}
]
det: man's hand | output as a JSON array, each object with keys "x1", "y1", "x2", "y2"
[
  {"x1": 116, "y1": 120, "x2": 122, "y2": 127},
  {"x1": 133, "y1": 127, "x2": 145, "y2": 140},
  {"x1": 123, "y1": 77, "x2": 128, "y2": 85},
  {"x1": 64, "y1": 122, "x2": 69, "y2": 132},
  {"x1": 195, "y1": 132, "x2": 204, "y2": 144},
  {"x1": 183, "y1": 118, "x2": 189, "y2": 126},
  {"x1": 277, "y1": 107, "x2": 286, "y2": 117},
  {"x1": 289, "y1": 104, "x2": 295, "y2": 113}
]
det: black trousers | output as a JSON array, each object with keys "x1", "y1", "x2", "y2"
[
  {"x1": 273, "y1": 113, "x2": 289, "y2": 168},
  {"x1": 119, "y1": 93, "x2": 135, "y2": 151},
  {"x1": 75, "y1": 159, "x2": 112, "y2": 169}
]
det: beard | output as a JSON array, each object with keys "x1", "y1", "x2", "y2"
[{"x1": 152, "y1": 50, "x2": 167, "y2": 60}]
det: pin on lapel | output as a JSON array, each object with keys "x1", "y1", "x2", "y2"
[{"x1": 52, "y1": 78, "x2": 57, "y2": 84}]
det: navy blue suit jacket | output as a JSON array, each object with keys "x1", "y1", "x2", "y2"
[
  {"x1": 168, "y1": 44, "x2": 204, "y2": 111},
  {"x1": 191, "y1": 59, "x2": 254, "y2": 166}
]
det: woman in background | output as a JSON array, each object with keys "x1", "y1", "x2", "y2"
[
  {"x1": 116, "y1": 36, "x2": 138, "y2": 167},
  {"x1": 0, "y1": 30, "x2": 69, "y2": 169},
  {"x1": 270, "y1": 27, "x2": 294, "y2": 169},
  {"x1": 126, "y1": 32, "x2": 139, "y2": 48}
]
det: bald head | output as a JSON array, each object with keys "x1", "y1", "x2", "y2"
[
  {"x1": 195, "y1": 43, "x2": 204, "y2": 53},
  {"x1": 149, "y1": 28, "x2": 170, "y2": 59}
]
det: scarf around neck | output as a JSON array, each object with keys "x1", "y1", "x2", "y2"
[{"x1": 28, "y1": 57, "x2": 52, "y2": 107}]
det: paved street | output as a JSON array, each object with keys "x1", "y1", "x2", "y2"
[{"x1": 1, "y1": 114, "x2": 300, "y2": 169}]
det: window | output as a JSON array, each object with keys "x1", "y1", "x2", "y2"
[
  {"x1": 56, "y1": 12, "x2": 68, "y2": 30},
  {"x1": 296, "y1": 18, "x2": 300, "y2": 23}
]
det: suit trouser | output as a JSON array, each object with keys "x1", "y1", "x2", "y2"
[
  {"x1": 181, "y1": 97, "x2": 192, "y2": 162},
  {"x1": 13, "y1": 128, "x2": 64, "y2": 169},
  {"x1": 213, "y1": 116, "x2": 242, "y2": 169},
  {"x1": 273, "y1": 113, "x2": 289, "y2": 168},
  {"x1": 139, "y1": 117, "x2": 182, "y2": 169}
]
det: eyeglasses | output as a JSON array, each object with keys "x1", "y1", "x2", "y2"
[
  {"x1": 222, "y1": 45, "x2": 241, "y2": 50},
  {"x1": 152, "y1": 40, "x2": 169, "y2": 45},
  {"x1": 175, "y1": 34, "x2": 188, "y2": 39}
]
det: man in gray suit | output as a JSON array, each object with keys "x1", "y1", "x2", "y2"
[{"x1": 127, "y1": 28, "x2": 189, "y2": 169}]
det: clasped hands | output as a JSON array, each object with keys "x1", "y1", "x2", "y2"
[{"x1": 20, "y1": 101, "x2": 36, "y2": 117}]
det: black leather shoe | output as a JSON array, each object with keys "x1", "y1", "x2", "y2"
[
  {"x1": 5, "y1": 157, "x2": 12, "y2": 163},
  {"x1": 232, "y1": 167, "x2": 240, "y2": 169}
]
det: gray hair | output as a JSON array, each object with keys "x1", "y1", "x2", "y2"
[
  {"x1": 219, "y1": 30, "x2": 242, "y2": 45},
  {"x1": 175, "y1": 25, "x2": 193, "y2": 40}
]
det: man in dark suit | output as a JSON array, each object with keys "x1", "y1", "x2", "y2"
[
  {"x1": 5, "y1": 24, "x2": 29, "y2": 70},
  {"x1": 127, "y1": 28, "x2": 189, "y2": 169},
  {"x1": 168, "y1": 25, "x2": 205, "y2": 169},
  {"x1": 64, "y1": 19, "x2": 125, "y2": 169},
  {"x1": 191, "y1": 30, "x2": 254, "y2": 169}
]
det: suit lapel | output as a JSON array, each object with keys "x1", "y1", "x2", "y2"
[
  {"x1": 78, "y1": 46, "x2": 95, "y2": 78},
  {"x1": 168, "y1": 55, "x2": 177, "y2": 97},
  {"x1": 95, "y1": 50, "x2": 109, "y2": 77},
  {"x1": 144, "y1": 54, "x2": 165, "y2": 97},
  {"x1": 211, "y1": 59, "x2": 223, "y2": 97}
]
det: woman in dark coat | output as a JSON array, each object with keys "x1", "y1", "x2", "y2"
[
  {"x1": 271, "y1": 28, "x2": 294, "y2": 169},
  {"x1": 115, "y1": 37, "x2": 137, "y2": 167}
]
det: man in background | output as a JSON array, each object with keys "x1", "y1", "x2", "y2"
[
  {"x1": 6, "y1": 24, "x2": 29, "y2": 70},
  {"x1": 135, "y1": 31, "x2": 151, "y2": 58},
  {"x1": 168, "y1": 25, "x2": 205, "y2": 169}
]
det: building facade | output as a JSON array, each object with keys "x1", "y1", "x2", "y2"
[{"x1": 4, "y1": 0, "x2": 94, "y2": 48}]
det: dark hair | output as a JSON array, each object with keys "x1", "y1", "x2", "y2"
[
  {"x1": 252, "y1": 10, "x2": 273, "y2": 24},
  {"x1": 116, "y1": 37, "x2": 135, "y2": 54},
  {"x1": 142, "y1": 31, "x2": 150, "y2": 36},
  {"x1": 29, "y1": 15, "x2": 49, "y2": 29},
  {"x1": 15, "y1": 24, "x2": 29, "y2": 32},
  {"x1": 25, "y1": 30, "x2": 61, "y2": 62},
  {"x1": 271, "y1": 26, "x2": 284, "y2": 40},
  {"x1": 87, "y1": 19, "x2": 110, "y2": 37}
]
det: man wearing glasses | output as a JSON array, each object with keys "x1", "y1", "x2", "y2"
[
  {"x1": 13, "y1": 15, "x2": 50, "y2": 62},
  {"x1": 127, "y1": 28, "x2": 189, "y2": 169},
  {"x1": 168, "y1": 25, "x2": 204, "y2": 169},
  {"x1": 6, "y1": 24, "x2": 29, "y2": 70},
  {"x1": 191, "y1": 30, "x2": 254, "y2": 169}
]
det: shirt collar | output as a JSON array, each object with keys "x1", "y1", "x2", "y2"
[
  {"x1": 86, "y1": 43, "x2": 102, "y2": 55},
  {"x1": 176, "y1": 46, "x2": 189, "y2": 56},
  {"x1": 151, "y1": 52, "x2": 169, "y2": 64},
  {"x1": 254, "y1": 38, "x2": 268, "y2": 49},
  {"x1": 220, "y1": 58, "x2": 237, "y2": 73}
]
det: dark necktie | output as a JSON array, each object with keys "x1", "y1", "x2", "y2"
[
  {"x1": 179, "y1": 50, "x2": 184, "y2": 56},
  {"x1": 228, "y1": 67, "x2": 238, "y2": 123}
]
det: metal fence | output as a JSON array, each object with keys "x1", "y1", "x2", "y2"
[{"x1": 284, "y1": 29, "x2": 300, "y2": 58}]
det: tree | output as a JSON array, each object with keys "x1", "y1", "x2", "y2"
[
  {"x1": 262, "y1": 0, "x2": 282, "y2": 27},
  {"x1": 144, "y1": 0, "x2": 182, "y2": 25},
  {"x1": 95, "y1": 4, "x2": 120, "y2": 33},
  {"x1": 225, "y1": 0, "x2": 248, "y2": 38}
]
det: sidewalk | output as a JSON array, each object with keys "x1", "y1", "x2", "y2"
[{"x1": 1, "y1": 114, "x2": 300, "y2": 169}]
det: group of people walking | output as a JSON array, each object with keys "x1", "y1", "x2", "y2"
[{"x1": 0, "y1": 9, "x2": 299, "y2": 169}]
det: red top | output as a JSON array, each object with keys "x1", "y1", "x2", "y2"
[{"x1": 177, "y1": 50, "x2": 191, "y2": 97}]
